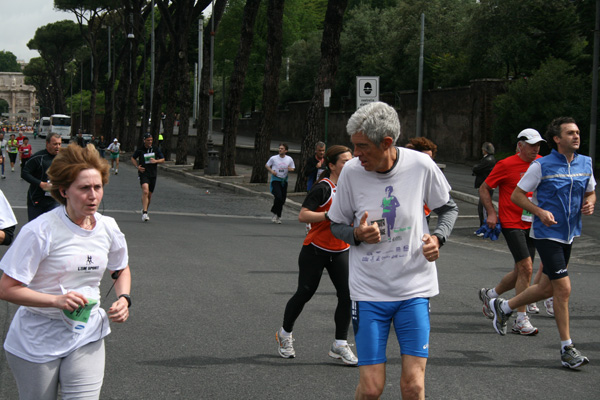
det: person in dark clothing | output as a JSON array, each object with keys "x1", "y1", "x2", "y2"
[
  {"x1": 75, "y1": 131, "x2": 86, "y2": 148},
  {"x1": 21, "y1": 133, "x2": 62, "y2": 221},
  {"x1": 472, "y1": 142, "x2": 497, "y2": 228},
  {"x1": 304, "y1": 141, "x2": 326, "y2": 192},
  {"x1": 130, "y1": 133, "x2": 165, "y2": 222}
]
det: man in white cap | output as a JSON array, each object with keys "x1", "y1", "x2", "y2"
[
  {"x1": 492, "y1": 117, "x2": 596, "y2": 369},
  {"x1": 107, "y1": 138, "x2": 121, "y2": 175},
  {"x1": 477, "y1": 128, "x2": 546, "y2": 336}
]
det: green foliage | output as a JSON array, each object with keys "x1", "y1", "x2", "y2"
[
  {"x1": 466, "y1": 0, "x2": 585, "y2": 80},
  {"x1": 22, "y1": 58, "x2": 50, "y2": 87},
  {"x1": 0, "y1": 51, "x2": 21, "y2": 72},
  {"x1": 27, "y1": 20, "x2": 85, "y2": 63},
  {"x1": 337, "y1": 0, "x2": 476, "y2": 97},
  {"x1": 492, "y1": 58, "x2": 589, "y2": 153},
  {"x1": 279, "y1": 31, "x2": 322, "y2": 103},
  {"x1": 67, "y1": 90, "x2": 105, "y2": 114}
]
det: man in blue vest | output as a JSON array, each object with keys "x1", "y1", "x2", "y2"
[{"x1": 490, "y1": 117, "x2": 596, "y2": 369}]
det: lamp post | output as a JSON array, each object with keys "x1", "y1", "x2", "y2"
[{"x1": 80, "y1": 62, "x2": 83, "y2": 132}]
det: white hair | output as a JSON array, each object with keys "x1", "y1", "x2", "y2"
[{"x1": 346, "y1": 102, "x2": 401, "y2": 144}]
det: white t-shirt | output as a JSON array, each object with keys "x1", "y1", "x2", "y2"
[
  {"x1": 0, "y1": 138, "x2": 7, "y2": 155},
  {"x1": 328, "y1": 148, "x2": 451, "y2": 302},
  {"x1": 108, "y1": 142, "x2": 120, "y2": 153},
  {"x1": 0, "y1": 206, "x2": 128, "y2": 363},
  {"x1": 0, "y1": 189, "x2": 17, "y2": 230},
  {"x1": 266, "y1": 154, "x2": 295, "y2": 179}
]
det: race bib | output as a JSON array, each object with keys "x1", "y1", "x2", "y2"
[
  {"x1": 521, "y1": 196, "x2": 533, "y2": 222},
  {"x1": 59, "y1": 286, "x2": 99, "y2": 334},
  {"x1": 144, "y1": 152, "x2": 155, "y2": 163}
]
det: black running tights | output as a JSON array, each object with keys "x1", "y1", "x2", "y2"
[{"x1": 282, "y1": 244, "x2": 351, "y2": 340}]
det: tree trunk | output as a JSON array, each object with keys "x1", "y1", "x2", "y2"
[
  {"x1": 251, "y1": 0, "x2": 285, "y2": 183},
  {"x1": 294, "y1": 0, "x2": 348, "y2": 192},
  {"x1": 220, "y1": 0, "x2": 262, "y2": 176},
  {"x1": 149, "y1": 20, "x2": 169, "y2": 148},
  {"x1": 193, "y1": 0, "x2": 227, "y2": 170},
  {"x1": 173, "y1": 3, "x2": 195, "y2": 165}
]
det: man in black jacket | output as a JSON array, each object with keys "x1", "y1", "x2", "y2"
[
  {"x1": 472, "y1": 142, "x2": 496, "y2": 228},
  {"x1": 21, "y1": 133, "x2": 62, "y2": 221}
]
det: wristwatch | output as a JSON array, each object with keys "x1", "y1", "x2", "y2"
[
  {"x1": 118, "y1": 294, "x2": 132, "y2": 308},
  {"x1": 432, "y1": 233, "x2": 445, "y2": 248}
]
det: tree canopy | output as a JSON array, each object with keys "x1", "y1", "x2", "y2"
[{"x1": 0, "y1": 51, "x2": 21, "y2": 72}]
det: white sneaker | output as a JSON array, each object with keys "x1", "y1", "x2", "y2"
[
  {"x1": 142, "y1": 213, "x2": 149, "y2": 222},
  {"x1": 271, "y1": 214, "x2": 277, "y2": 223},
  {"x1": 275, "y1": 217, "x2": 282, "y2": 224},
  {"x1": 527, "y1": 303, "x2": 540, "y2": 314},
  {"x1": 328, "y1": 342, "x2": 358, "y2": 365},
  {"x1": 511, "y1": 315, "x2": 539, "y2": 336},
  {"x1": 544, "y1": 297, "x2": 554, "y2": 317},
  {"x1": 276, "y1": 330, "x2": 295, "y2": 358},
  {"x1": 115, "y1": 169, "x2": 118, "y2": 175}
]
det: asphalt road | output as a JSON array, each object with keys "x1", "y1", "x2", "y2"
[{"x1": 0, "y1": 138, "x2": 598, "y2": 399}]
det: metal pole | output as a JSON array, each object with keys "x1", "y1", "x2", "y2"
[
  {"x1": 108, "y1": 26, "x2": 111, "y2": 80},
  {"x1": 416, "y1": 13, "x2": 425, "y2": 138},
  {"x1": 208, "y1": 0, "x2": 214, "y2": 141},
  {"x1": 151, "y1": 0, "x2": 155, "y2": 115},
  {"x1": 80, "y1": 63, "x2": 83, "y2": 131},
  {"x1": 198, "y1": 16, "x2": 203, "y2": 123},
  {"x1": 193, "y1": 63, "x2": 198, "y2": 120},
  {"x1": 589, "y1": 0, "x2": 599, "y2": 168}
]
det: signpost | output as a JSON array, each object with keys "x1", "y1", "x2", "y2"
[
  {"x1": 356, "y1": 76, "x2": 379, "y2": 109},
  {"x1": 324, "y1": 89, "x2": 331, "y2": 146}
]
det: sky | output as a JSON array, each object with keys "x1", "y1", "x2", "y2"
[
  {"x1": 0, "y1": 1, "x2": 79, "y2": 63},
  {"x1": 1, "y1": 1, "x2": 214, "y2": 64}
]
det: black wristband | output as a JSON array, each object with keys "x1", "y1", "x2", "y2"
[{"x1": 118, "y1": 294, "x2": 132, "y2": 308}]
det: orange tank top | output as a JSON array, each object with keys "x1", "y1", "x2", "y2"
[{"x1": 303, "y1": 178, "x2": 350, "y2": 252}]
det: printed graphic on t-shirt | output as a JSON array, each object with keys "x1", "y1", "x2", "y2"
[
  {"x1": 144, "y1": 152, "x2": 155, "y2": 163},
  {"x1": 380, "y1": 185, "x2": 400, "y2": 239}
]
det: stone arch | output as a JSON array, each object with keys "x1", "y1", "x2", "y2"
[{"x1": 0, "y1": 72, "x2": 37, "y2": 125}]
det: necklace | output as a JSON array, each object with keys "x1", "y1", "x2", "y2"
[{"x1": 64, "y1": 209, "x2": 96, "y2": 230}]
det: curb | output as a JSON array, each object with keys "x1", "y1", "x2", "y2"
[
  {"x1": 159, "y1": 164, "x2": 305, "y2": 210},
  {"x1": 159, "y1": 164, "x2": 484, "y2": 212}
]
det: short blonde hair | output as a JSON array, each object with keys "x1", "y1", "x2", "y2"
[{"x1": 47, "y1": 143, "x2": 110, "y2": 205}]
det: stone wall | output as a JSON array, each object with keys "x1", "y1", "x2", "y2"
[{"x1": 215, "y1": 79, "x2": 507, "y2": 164}]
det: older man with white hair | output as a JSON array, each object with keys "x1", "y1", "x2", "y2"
[{"x1": 328, "y1": 101, "x2": 458, "y2": 400}]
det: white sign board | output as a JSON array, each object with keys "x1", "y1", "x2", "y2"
[
  {"x1": 323, "y1": 89, "x2": 331, "y2": 108},
  {"x1": 356, "y1": 76, "x2": 379, "y2": 109}
]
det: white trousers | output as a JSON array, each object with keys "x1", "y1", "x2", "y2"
[{"x1": 5, "y1": 339, "x2": 105, "y2": 400}]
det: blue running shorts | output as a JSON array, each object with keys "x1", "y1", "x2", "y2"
[{"x1": 352, "y1": 298, "x2": 430, "y2": 366}]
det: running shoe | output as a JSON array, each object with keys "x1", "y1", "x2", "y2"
[
  {"x1": 511, "y1": 315, "x2": 539, "y2": 336},
  {"x1": 490, "y1": 298, "x2": 512, "y2": 336},
  {"x1": 276, "y1": 331, "x2": 295, "y2": 359},
  {"x1": 561, "y1": 345, "x2": 589, "y2": 369},
  {"x1": 328, "y1": 342, "x2": 358, "y2": 366},
  {"x1": 544, "y1": 297, "x2": 554, "y2": 317},
  {"x1": 271, "y1": 214, "x2": 277, "y2": 223},
  {"x1": 478, "y1": 288, "x2": 494, "y2": 319},
  {"x1": 527, "y1": 303, "x2": 540, "y2": 314},
  {"x1": 275, "y1": 217, "x2": 282, "y2": 224},
  {"x1": 142, "y1": 213, "x2": 150, "y2": 222}
]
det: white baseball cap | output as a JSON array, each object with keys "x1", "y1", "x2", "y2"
[{"x1": 517, "y1": 128, "x2": 546, "y2": 144}]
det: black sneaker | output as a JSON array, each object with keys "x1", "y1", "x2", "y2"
[
  {"x1": 561, "y1": 345, "x2": 589, "y2": 369},
  {"x1": 490, "y1": 298, "x2": 512, "y2": 336}
]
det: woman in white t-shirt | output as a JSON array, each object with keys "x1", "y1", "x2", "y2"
[{"x1": 0, "y1": 143, "x2": 131, "y2": 400}]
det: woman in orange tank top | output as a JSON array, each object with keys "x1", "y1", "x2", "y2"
[{"x1": 275, "y1": 145, "x2": 359, "y2": 365}]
